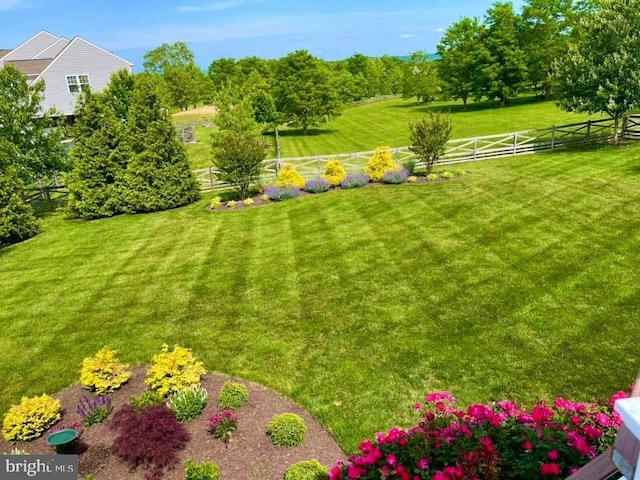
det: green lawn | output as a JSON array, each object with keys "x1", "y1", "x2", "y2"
[
  {"x1": 179, "y1": 97, "x2": 595, "y2": 168},
  {"x1": 2, "y1": 144, "x2": 640, "y2": 453}
]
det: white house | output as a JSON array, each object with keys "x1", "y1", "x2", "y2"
[{"x1": 0, "y1": 31, "x2": 133, "y2": 116}]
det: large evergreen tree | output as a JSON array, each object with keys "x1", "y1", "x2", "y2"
[
  {"x1": 121, "y1": 75, "x2": 200, "y2": 212},
  {"x1": 0, "y1": 143, "x2": 39, "y2": 246},
  {"x1": 64, "y1": 91, "x2": 128, "y2": 219}
]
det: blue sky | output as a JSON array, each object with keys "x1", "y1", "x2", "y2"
[{"x1": 0, "y1": 0, "x2": 524, "y2": 70}]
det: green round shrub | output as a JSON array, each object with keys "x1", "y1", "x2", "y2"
[
  {"x1": 217, "y1": 382, "x2": 249, "y2": 410},
  {"x1": 284, "y1": 459, "x2": 328, "y2": 480},
  {"x1": 267, "y1": 413, "x2": 307, "y2": 447},
  {"x1": 185, "y1": 459, "x2": 219, "y2": 480}
]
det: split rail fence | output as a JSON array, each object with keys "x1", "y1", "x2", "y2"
[{"x1": 195, "y1": 115, "x2": 640, "y2": 192}]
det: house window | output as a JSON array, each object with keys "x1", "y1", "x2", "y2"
[{"x1": 66, "y1": 74, "x2": 91, "y2": 93}]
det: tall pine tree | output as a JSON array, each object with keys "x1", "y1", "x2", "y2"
[
  {"x1": 121, "y1": 74, "x2": 199, "y2": 212},
  {"x1": 64, "y1": 91, "x2": 128, "y2": 219}
]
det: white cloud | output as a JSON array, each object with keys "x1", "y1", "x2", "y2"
[
  {"x1": 178, "y1": 1, "x2": 244, "y2": 12},
  {"x1": 0, "y1": 0, "x2": 22, "y2": 11},
  {"x1": 436, "y1": 27, "x2": 445, "y2": 32},
  {"x1": 399, "y1": 34, "x2": 414, "y2": 39}
]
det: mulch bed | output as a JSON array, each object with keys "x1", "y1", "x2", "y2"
[
  {"x1": 208, "y1": 174, "x2": 461, "y2": 212},
  {"x1": 1, "y1": 368, "x2": 345, "y2": 480}
]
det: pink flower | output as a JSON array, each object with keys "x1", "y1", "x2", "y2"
[
  {"x1": 540, "y1": 463, "x2": 562, "y2": 476},
  {"x1": 523, "y1": 441, "x2": 533, "y2": 451},
  {"x1": 532, "y1": 405, "x2": 554, "y2": 423},
  {"x1": 414, "y1": 402, "x2": 423, "y2": 410},
  {"x1": 595, "y1": 413, "x2": 612, "y2": 427},
  {"x1": 417, "y1": 458, "x2": 430, "y2": 470},
  {"x1": 329, "y1": 466, "x2": 343, "y2": 480},
  {"x1": 386, "y1": 453, "x2": 397, "y2": 467},
  {"x1": 547, "y1": 449, "x2": 560, "y2": 460},
  {"x1": 426, "y1": 392, "x2": 456, "y2": 404},
  {"x1": 432, "y1": 472, "x2": 449, "y2": 480},
  {"x1": 347, "y1": 464, "x2": 367, "y2": 479}
]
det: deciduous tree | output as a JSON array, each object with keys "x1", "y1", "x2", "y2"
[
  {"x1": 555, "y1": 0, "x2": 640, "y2": 139},
  {"x1": 274, "y1": 50, "x2": 341, "y2": 135},
  {"x1": 409, "y1": 112, "x2": 453, "y2": 174}
]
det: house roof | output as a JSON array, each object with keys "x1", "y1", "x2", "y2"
[
  {"x1": 0, "y1": 49, "x2": 12, "y2": 59},
  {"x1": 5, "y1": 58, "x2": 53, "y2": 75}
]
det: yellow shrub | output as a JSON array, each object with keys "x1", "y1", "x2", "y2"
[
  {"x1": 2, "y1": 394, "x2": 61, "y2": 443},
  {"x1": 365, "y1": 146, "x2": 398, "y2": 182},
  {"x1": 145, "y1": 344, "x2": 206, "y2": 396},
  {"x1": 276, "y1": 163, "x2": 305, "y2": 189},
  {"x1": 80, "y1": 346, "x2": 131, "y2": 394},
  {"x1": 322, "y1": 159, "x2": 346, "y2": 187}
]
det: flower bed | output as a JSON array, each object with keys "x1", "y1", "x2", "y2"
[{"x1": 330, "y1": 390, "x2": 629, "y2": 480}]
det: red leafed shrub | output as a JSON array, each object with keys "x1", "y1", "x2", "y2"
[{"x1": 109, "y1": 404, "x2": 190, "y2": 480}]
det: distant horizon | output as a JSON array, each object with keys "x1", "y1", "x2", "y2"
[{"x1": 0, "y1": 0, "x2": 523, "y2": 71}]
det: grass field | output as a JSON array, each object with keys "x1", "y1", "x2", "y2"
[
  {"x1": 2, "y1": 144, "x2": 640, "y2": 452},
  {"x1": 177, "y1": 97, "x2": 595, "y2": 168}
]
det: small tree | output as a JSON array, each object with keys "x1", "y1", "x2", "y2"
[
  {"x1": 409, "y1": 112, "x2": 453, "y2": 174},
  {"x1": 212, "y1": 131, "x2": 267, "y2": 199}
]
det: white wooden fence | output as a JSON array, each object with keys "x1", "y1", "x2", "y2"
[{"x1": 195, "y1": 115, "x2": 640, "y2": 192}]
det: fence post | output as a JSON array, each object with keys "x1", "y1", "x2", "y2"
[
  {"x1": 473, "y1": 137, "x2": 478, "y2": 160},
  {"x1": 587, "y1": 120, "x2": 592, "y2": 143},
  {"x1": 622, "y1": 115, "x2": 629, "y2": 140},
  {"x1": 317, "y1": 156, "x2": 321, "y2": 175},
  {"x1": 551, "y1": 126, "x2": 556, "y2": 150},
  {"x1": 208, "y1": 167, "x2": 215, "y2": 192},
  {"x1": 513, "y1": 132, "x2": 518, "y2": 155}
]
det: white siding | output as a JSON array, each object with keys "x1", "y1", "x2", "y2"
[
  {"x1": 37, "y1": 38, "x2": 132, "y2": 116},
  {"x1": 1, "y1": 31, "x2": 59, "y2": 64},
  {"x1": 32, "y1": 38, "x2": 69, "y2": 59}
]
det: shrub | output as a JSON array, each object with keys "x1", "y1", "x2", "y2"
[
  {"x1": 145, "y1": 344, "x2": 206, "y2": 397},
  {"x1": 76, "y1": 395, "x2": 112, "y2": 427},
  {"x1": 130, "y1": 390, "x2": 165, "y2": 412},
  {"x1": 329, "y1": 390, "x2": 627, "y2": 480},
  {"x1": 218, "y1": 382, "x2": 249, "y2": 410},
  {"x1": 2, "y1": 395, "x2": 61, "y2": 443},
  {"x1": 263, "y1": 185, "x2": 300, "y2": 202},
  {"x1": 267, "y1": 413, "x2": 307, "y2": 447},
  {"x1": 408, "y1": 176, "x2": 418, "y2": 183},
  {"x1": 209, "y1": 197, "x2": 222, "y2": 209},
  {"x1": 243, "y1": 197, "x2": 254, "y2": 206},
  {"x1": 261, "y1": 193, "x2": 270, "y2": 202},
  {"x1": 304, "y1": 177, "x2": 331, "y2": 194},
  {"x1": 381, "y1": 168, "x2": 410, "y2": 184},
  {"x1": 227, "y1": 200, "x2": 237, "y2": 208},
  {"x1": 365, "y1": 146, "x2": 397, "y2": 182},
  {"x1": 402, "y1": 159, "x2": 417, "y2": 175},
  {"x1": 185, "y1": 459, "x2": 220, "y2": 480},
  {"x1": 206, "y1": 410, "x2": 238, "y2": 445},
  {"x1": 340, "y1": 173, "x2": 370, "y2": 189},
  {"x1": 211, "y1": 130, "x2": 267, "y2": 200},
  {"x1": 322, "y1": 159, "x2": 346, "y2": 187},
  {"x1": 285, "y1": 459, "x2": 328, "y2": 480},
  {"x1": 80, "y1": 346, "x2": 131, "y2": 394},
  {"x1": 442, "y1": 170, "x2": 454, "y2": 179},
  {"x1": 110, "y1": 404, "x2": 190, "y2": 480},
  {"x1": 167, "y1": 386, "x2": 208, "y2": 422},
  {"x1": 454, "y1": 168, "x2": 467, "y2": 175},
  {"x1": 426, "y1": 173, "x2": 438, "y2": 182},
  {"x1": 276, "y1": 163, "x2": 305, "y2": 189},
  {"x1": 409, "y1": 111, "x2": 453, "y2": 174}
]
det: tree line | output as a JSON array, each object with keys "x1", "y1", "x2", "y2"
[{"x1": 2, "y1": 0, "x2": 640, "y2": 247}]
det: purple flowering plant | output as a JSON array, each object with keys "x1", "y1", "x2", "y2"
[
  {"x1": 382, "y1": 168, "x2": 410, "y2": 184},
  {"x1": 304, "y1": 177, "x2": 331, "y2": 193},
  {"x1": 341, "y1": 173, "x2": 370, "y2": 189},
  {"x1": 264, "y1": 185, "x2": 300, "y2": 202},
  {"x1": 206, "y1": 409, "x2": 238, "y2": 446},
  {"x1": 76, "y1": 394, "x2": 112, "y2": 427}
]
